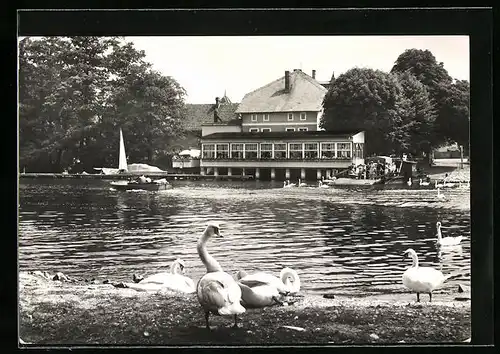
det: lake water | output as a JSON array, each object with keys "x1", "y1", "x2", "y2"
[{"x1": 18, "y1": 179, "x2": 471, "y2": 297}]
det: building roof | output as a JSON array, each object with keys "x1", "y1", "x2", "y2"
[
  {"x1": 202, "y1": 129, "x2": 362, "y2": 140},
  {"x1": 235, "y1": 70, "x2": 328, "y2": 114},
  {"x1": 182, "y1": 102, "x2": 239, "y2": 131}
]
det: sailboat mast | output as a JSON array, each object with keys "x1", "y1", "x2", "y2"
[{"x1": 118, "y1": 128, "x2": 128, "y2": 172}]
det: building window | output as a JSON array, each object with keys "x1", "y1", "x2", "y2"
[
  {"x1": 251, "y1": 114, "x2": 257, "y2": 122},
  {"x1": 287, "y1": 113, "x2": 294, "y2": 121},
  {"x1": 336, "y1": 142, "x2": 352, "y2": 158},
  {"x1": 300, "y1": 112, "x2": 307, "y2": 120},
  {"x1": 249, "y1": 128, "x2": 259, "y2": 133},
  {"x1": 231, "y1": 143, "x2": 243, "y2": 159},
  {"x1": 274, "y1": 143, "x2": 287, "y2": 159},
  {"x1": 260, "y1": 143, "x2": 272, "y2": 159},
  {"x1": 202, "y1": 144, "x2": 215, "y2": 159},
  {"x1": 354, "y1": 143, "x2": 364, "y2": 159},
  {"x1": 304, "y1": 143, "x2": 318, "y2": 159},
  {"x1": 321, "y1": 143, "x2": 335, "y2": 158},
  {"x1": 216, "y1": 144, "x2": 229, "y2": 159},
  {"x1": 263, "y1": 114, "x2": 269, "y2": 121},
  {"x1": 289, "y1": 143, "x2": 303, "y2": 159},
  {"x1": 244, "y1": 143, "x2": 258, "y2": 159},
  {"x1": 286, "y1": 127, "x2": 295, "y2": 132},
  {"x1": 261, "y1": 128, "x2": 271, "y2": 132},
  {"x1": 297, "y1": 127, "x2": 308, "y2": 132}
]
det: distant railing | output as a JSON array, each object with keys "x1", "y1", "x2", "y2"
[{"x1": 201, "y1": 156, "x2": 352, "y2": 162}]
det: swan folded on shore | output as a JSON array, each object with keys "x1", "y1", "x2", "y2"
[
  {"x1": 118, "y1": 259, "x2": 195, "y2": 293},
  {"x1": 237, "y1": 268, "x2": 301, "y2": 294},
  {"x1": 196, "y1": 222, "x2": 245, "y2": 329},
  {"x1": 435, "y1": 221, "x2": 464, "y2": 246},
  {"x1": 237, "y1": 281, "x2": 284, "y2": 308},
  {"x1": 402, "y1": 248, "x2": 451, "y2": 302}
]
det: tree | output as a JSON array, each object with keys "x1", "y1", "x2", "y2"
[
  {"x1": 320, "y1": 68, "x2": 414, "y2": 156},
  {"x1": 394, "y1": 71, "x2": 437, "y2": 158},
  {"x1": 391, "y1": 49, "x2": 469, "y2": 155},
  {"x1": 438, "y1": 80, "x2": 470, "y2": 154},
  {"x1": 18, "y1": 36, "x2": 187, "y2": 172}
]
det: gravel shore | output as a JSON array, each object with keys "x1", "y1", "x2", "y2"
[{"x1": 19, "y1": 272, "x2": 471, "y2": 346}]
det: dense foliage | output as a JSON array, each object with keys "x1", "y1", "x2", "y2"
[
  {"x1": 19, "y1": 36, "x2": 187, "y2": 173},
  {"x1": 321, "y1": 49, "x2": 469, "y2": 159}
]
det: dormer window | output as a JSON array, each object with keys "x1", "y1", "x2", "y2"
[
  {"x1": 287, "y1": 113, "x2": 294, "y2": 121},
  {"x1": 263, "y1": 114, "x2": 269, "y2": 121},
  {"x1": 251, "y1": 114, "x2": 257, "y2": 122},
  {"x1": 300, "y1": 112, "x2": 307, "y2": 121}
]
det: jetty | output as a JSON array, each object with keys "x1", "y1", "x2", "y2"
[{"x1": 18, "y1": 172, "x2": 254, "y2": 181}]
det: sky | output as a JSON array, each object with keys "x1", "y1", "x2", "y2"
[{"x1": 127, "y1": 36, "x2": 470, "y2": 104}]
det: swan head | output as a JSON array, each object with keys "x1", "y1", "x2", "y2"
[
  {"x1": 171, "y1": 258, "x2": 186, "y2": 274},
  {"x1": 436, "y1": 221, "x2": 442, "y2": 229},
  {"x1": 280, "y1": 267, "x2": 300, "y2": 293},
  {"x1": 402, "y1": 248, "x2": 418, "y2": 263},
  {"x1": 236, "y1": 270, "x2": 248, "y2": 280},
  {"x1": 204, "y1": 221, "x2": 223, "y2": 238}
]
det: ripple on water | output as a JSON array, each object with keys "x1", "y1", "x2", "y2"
[{"x1": 18, "y1": 179, "x2": 471, "y2": 296}]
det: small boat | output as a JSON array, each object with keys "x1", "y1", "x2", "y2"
[
  {"x1": 108, "y1": 129, "x2": 172, "y2": 191},
  {"x1": 110, "y1": 178, "x2": 172, "y2": 191}
]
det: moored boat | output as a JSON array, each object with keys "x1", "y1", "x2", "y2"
[{"x1": 110, "y1": 178, "x2": 172, "y2": 191}]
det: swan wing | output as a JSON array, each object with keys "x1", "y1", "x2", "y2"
[
  {"x1": 122, "y1": 282, "x2": 165, "y2": 292},
  {"x1": 198, "y1": 272, "x2": 245, "y2": 315},
  {"x1": 238, "y1": 279, "x2": 273, "y2": 288},
  {"x1": 140, "y1": 272, "x2": 172, "y2": 285},
  {"x1": 403, "y1": 267, "x2": 445, "y2": 292}
]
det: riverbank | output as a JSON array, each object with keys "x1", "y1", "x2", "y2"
[{"x1": 19, "y1": 272, "x2": 471, "y2": 346}]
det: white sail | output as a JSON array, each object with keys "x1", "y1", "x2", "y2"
[{"x1": 118, "y1": 128, "x2": 128, "y2": 171}]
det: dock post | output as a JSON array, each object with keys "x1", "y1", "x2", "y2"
[
  {"x1": 242, "y1": 168, "x2": 246, "y2": 176},
  {"x1": 227, "y1": 168, "x2": 232, "y2": 176},
  {"x1": 300, "y1": 168, "x2": 306, "y2": 180},
  {"x1": 270, "y1": 168, "x2": 276, "y2": 180},
  {"x1": 200, "y1": 167, "x2": 206, "y2": 176},
  {"x1": 214, "y1": 167, "x2": 219, "y2": 177},
  {"x1": 285, "y1": 168, "x2": 290, "y2": 180},
  {"x1": 316, "y1": 169, "x2": 322, "y2": 180},
  {"x1": 255, "y1": 168, "x2": 260, "y2": 180}
]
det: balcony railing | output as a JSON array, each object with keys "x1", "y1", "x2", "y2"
[{"x1": 201, "y1": 156, "x2": 352, "y2": 162}]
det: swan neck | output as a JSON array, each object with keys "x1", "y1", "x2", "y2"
[
  {"x1": 197, "y1": 231, "x2": 223, "y2": 272},
  {"x1": 411, "y1": 253, "x2": 419, "y2": 268},
  {"x1": 436, "y1": 225, "x2": 442, "y2": 240}
]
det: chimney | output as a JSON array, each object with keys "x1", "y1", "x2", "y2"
[
  {"x1": 285, "y1": 71, "x2": 290, "y2": 92},
  {"x1": 214, "y1": 97, "x2": 221, "y2": 123},
  {"x1": 312, "y1": 70, "x2": 316, "y2": 79}
]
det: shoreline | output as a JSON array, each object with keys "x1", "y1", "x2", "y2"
[{"x1": 19, "y1": 272, "x2": 471, "y2": 345}]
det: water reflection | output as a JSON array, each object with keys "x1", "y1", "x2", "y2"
[{"x1": 18, "y1": 179, "x2": 470, "y2": 296}]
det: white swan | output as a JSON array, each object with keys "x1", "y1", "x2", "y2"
[
  {"x1": 419, "y1": 178, "x2": 430, "y2": 186},
  {"x1": 237, "y1": 280, "x2": 284, "y2": 308},
  {"x1": 196, "y1": 222, "x2": 245, "y2": 329},
  {"x1": 119, "y1": 259, "x2": 196, "y2": 293},
  {"x1": 283, "y1": 180, "x2": 296, "y2": 188},
  {"x1": 402, "y1": 248, "x2": 450, "y2": 302},
  {"x1": 407, "y1": 178, "x2": 412, "y2": 186},
  {"x1": 298, "y1": 179, "x2": 307, "y2": 187},
  {"x1": 237, "y1": 268, "x2": 301, "y2": 294},
  {"x1": 318, "y1": 180, "x2": 330, "y2": 189},
  {"x1": 435, "y1": 221, "x2": 464, "y2": 246},
  {"x1": 436, "y1": 187, "x2": 446, "y2": 200}
]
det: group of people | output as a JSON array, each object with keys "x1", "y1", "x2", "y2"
[{"x1": 347, "y1": 160, "x2": 398, "y2": 180}]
